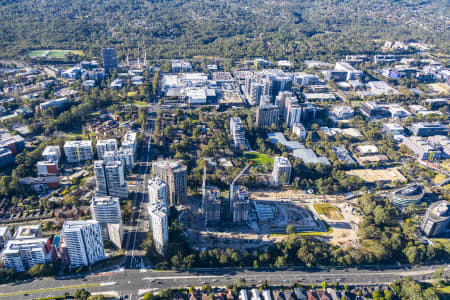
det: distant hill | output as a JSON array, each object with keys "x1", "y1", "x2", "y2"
[{"x1": 0, "y1": 0, "x2": 448, "y2": 60}]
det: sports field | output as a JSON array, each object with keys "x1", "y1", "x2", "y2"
[
  {"x1": 28, "y1": 49, "x2": 83, "y2": 58},
  {"x1": 245, "y1": 151, "x2": 273, "y2": 165},
  {"x1": 314, "y1": 203, "x2": 343, "y2": 220}
]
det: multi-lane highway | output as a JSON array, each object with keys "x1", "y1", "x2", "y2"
[{"x1": 0, "y1": 264, "x2": 448, "y2": 299}]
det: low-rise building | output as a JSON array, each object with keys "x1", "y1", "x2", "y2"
[
  {"x1": 360, "y1": 101, "x2": 390, "y2": 119},
  {"x1": 422, "y1": 201, "x2": 450, "y2": 237},
  {"x1": 0, "y1": 147, "x2": 13, "y2": 169},
  {"x1": 0, "y1": 226, "x2": 11, "y2": 249},
  {"x1": 292, "y1": 123, "x2": 307, "y2": 140},
  {"x1": 39, "y1": 97, "x2": 68, "y2": 111},
  {"x1": 410, "y1": 122, "x2": 448, "y2": 137},
  {"x1": 389, "y1": 184, "x2": 425, "y2": 208},
  {"x1": 37, "y1": 160, "x2": 58, "y2": 176},
  {"x1": 428, "y1": 135, "x2": 450, "y2": 158},
  {"x1": 402, "y1": 136, "x2": 442, "y2": 160},
  {"x1": 331, "y1": 146, "x2": 356, "y2": 165},
  {"x1": 329, "y1": 106, "x2": 354, "y2": 120},
  {"x1": 42, "y1": 145, "x2": 61, "y2": 162}
]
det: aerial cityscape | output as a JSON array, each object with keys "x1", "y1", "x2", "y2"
[{"x1": 0, "y1": 0, "x2": 449, "y2": 299}]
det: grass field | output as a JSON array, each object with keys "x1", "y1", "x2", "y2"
[
  {"x1": 434, "y1": 173, "x2": 447, "y2": 184},
  {"x1": 28, "y1": 49, "x2": 83, "y2": 58},
  {"x1": 314, "y1": 203, "x2": 343, "y2": 220},
  {"x1": 245, "y1": 151, "x2": 273, "y2": 165}
]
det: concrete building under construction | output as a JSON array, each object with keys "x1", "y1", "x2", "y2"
[
  {"x1": 231, "y1": 185, "x2": 249, "y2": 223},
  {"x1": 203, "y1": 186, "x2": 221, "y2": 227}
]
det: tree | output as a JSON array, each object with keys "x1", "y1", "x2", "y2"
[
  {"x1": 74, "y1": 288, "x2": 91, "y2": 300},
  {"x1": 384, "y1": 290, "x2": 392, "y2": 300},
  {"x1": 143, "y1": 292, "x2": 154, "y2": 300},
  {"x1": 286, "y1": 225, "x2": 296, "y2": 235},
  {"x1": 321, "y1": 281, "x2": 327, "y2": 290}
]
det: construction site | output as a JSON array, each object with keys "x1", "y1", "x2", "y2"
[{"x1": 180, "y1": 163, "x2": 336, "y2": 251}]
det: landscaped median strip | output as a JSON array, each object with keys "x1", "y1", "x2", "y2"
[{"x1": 0, "y1": 283, "x2": 100, "y2": 297}]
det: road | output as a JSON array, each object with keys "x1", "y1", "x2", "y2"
[
  {"x1": 125, "y1": 124, "x2": 152, "y2": 270},
  {"x1": 0, "y1": 264, "x2": 448, "y2": 299}
]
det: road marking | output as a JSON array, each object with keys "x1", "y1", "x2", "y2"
[{"x1": 100, "y1": 282, "x2": 116, "y2": 286}]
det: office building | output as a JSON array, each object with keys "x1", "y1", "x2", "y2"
[
  {"x1": 410, "y1": 122, "x2": 448, "y2": 137},
  {"x1": 148, "y1": 203, "x2": 168, "y2": 254},
  {"x1": 90, "y1": 196, "x2": 123, "y2": 249},
  {"x1": 275, "y1": 91, "x2": 293, "y2": 117},
  {"x1": 272, "y1": 156, "x2": 292, "y2": 185},
  {"x1": 64, "y1": 140, "x2": 93, "y2": 163},
  {"x1": 171, "y1": 60, "x2": 192, "y2": 72},
  {"x1": 428, "y1": 135, "x2": 450, "y2": 158},
  {"x1": 0, "y1": 134, "x2": 25, "y2": 156},
  {"x1": 383, "y1": 123, "x2": 405, "y2": 136},
  {"x1": 42, "y1": 145, "x2": 61, "y2": 162},
  {"x1": 62, "y1": 220, "x2": 105, "y2": 268},
  {"x1": 422, "y1": 201, "x2": 450, "y2": 237},
  {"x1": 39, "y1": 97, "x2": 68, "y2": 111},
  {"x1": 101, "y1": 48, "x2": 118, "y2": 72},
  {"x1": 1, "y1": 238, "x2": 50, "y2": 271},
  {"x1": 360, "y1": 101, "x2": 390, "y2": 119},
  {"x1": 389, "y1": 184, "x2": 425, "y2": 208},
  {"x1": 103, "y1": 148, "x2": 134, "y2": 172},
  {"x1": 292, "y1": 123, "x2": 307, "y2": 140},
  {"x1": 148, "y1": 177, "x2": 168, "y2": 206},
  {"x1": 331, "y1": 146, "x2": 356, "y2": 165},
  {"x1": 96, "y1": 139, "x2": 117, "y2": 160},
  {"x1": 94, "y1": 160, "x2": 128, "y2": 199},
  {"x1": 329, "y1": 106, "x2": 354, "y2": 120},
  {"x1": 256, "y1": 103, "x2": 279, "y2": 128},
  {"x1": 230, "y1": 117, "x2": 248, "y2": 150},
  {"x1": 402, "y1": 136, "x2": 442, "y2": 161},
  {"x1": 0, "y1": 226, "x2": 11, "y2": 249},
  {"x1": 285, "y1": 98, "x2": 302, "y2": 129},
  {"x1": 152, "y1": 159, "x2": 187, "y2": 206},
  {"x1": 0, "y1": 147, "x2": 13, "y2": 169},
  {"x1": 122, "y1": 131, "x2": 137, "y2": 158},
  {"x1": 37, "y1": 160, "x2": 58, "y2": 176}
]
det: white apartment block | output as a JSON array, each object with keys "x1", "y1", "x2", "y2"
[
  {"x1": 272, "y1": 156, "x2": 292, "y2": 185},
  {"x1": 122, "y1": 131, "x2": 137, "y2": 158},
  {"x1": 94, "y1": 160, "x2": 128, "y2": 199},
  {"x1": 103, "y1": 148, "x2": 134, "y2": 171},
  {"x1": 42, "y1": 145, "x2": 61, "y2": 162},
  {"x1": 148, "y1": 177, "x2": 168, "y2": 206},
  {"x1": 62, "y1": 220, "x2": 105, "y2": 268},
  {"x1": 64, "y1": 140, "x2": 93, "y2": 163},
  {"x1": 1, "y1": 238, "x2": 49, "y2": 271},
  {"x1": 148, "y1": 203, "x2": 169, "y2": 255},
  {"x1": 90, "y1": 196, "x2": 123, "y2": 248},
  {"x1": 96, "y1": 139, "x2": 117, "y2": 160}
]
